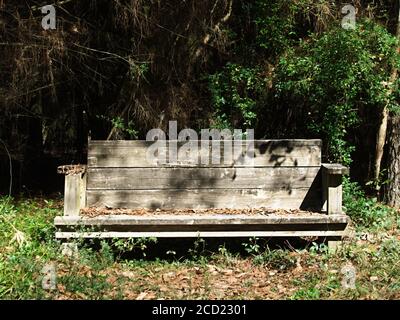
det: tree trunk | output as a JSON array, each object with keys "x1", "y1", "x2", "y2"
[
  {"x1": 374, "y1": 104, "x2": 390, "y2": 184},
  {"x1": 382, "y1": 1, "x2": 400, "y2": 207},
  {"x1": 386, "y1": 116, "x2": 400, "y2": 207},
  {"x1": 374, "y1": 0, "x2": 400, "y2": 192}
]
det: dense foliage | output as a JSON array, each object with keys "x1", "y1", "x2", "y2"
[
  {"x1": 274, "y1": 21, "x2": 400, "y2": 165},
  {"x1": 1, "y1": 1, "x2": 400, "y2": 300},
  {"x1": 0, "y1": 0, "x2": 400, "y2": 197}
]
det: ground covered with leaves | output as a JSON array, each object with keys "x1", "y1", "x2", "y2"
[{"x1": 0, "y1": 196, "x2": 399, "y2": 300}]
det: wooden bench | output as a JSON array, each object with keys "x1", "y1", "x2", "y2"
[{"x1": 54, "y1": 139, "x2": 350, "y2": 248}]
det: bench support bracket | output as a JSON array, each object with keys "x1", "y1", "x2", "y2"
[
  {"x1": 321, "y1": 163, "x2": 349, "y2": 251},
  {"x1": 58, "y1": 165, "x2": 87, "y2": 216}
]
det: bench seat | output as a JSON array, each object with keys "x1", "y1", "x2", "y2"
[
  {"x1": 55, "y1": 139, "x2": 350, "y2": 246},
  {"x1": 54, "y1": 213, "x2": 349, "y2": 239}
]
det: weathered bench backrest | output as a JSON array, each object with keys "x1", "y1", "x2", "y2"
[{"x1": 85, "y1": 140, "x2": 322, "y2": 210}]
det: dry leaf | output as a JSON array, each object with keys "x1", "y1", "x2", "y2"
[{"x1": 136, "y1": 292, "x2": 148, "y2": 300}]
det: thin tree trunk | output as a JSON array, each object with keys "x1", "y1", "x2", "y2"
[
  {"x1": 375, "y1": 104, "x2": 390, "y2": 184},
  {"x1": 374, "y1": 0, "x2": 400, "y2": 190},
  {"x1": 386, "y1": 116, "x2": 400, "y2": 207}
]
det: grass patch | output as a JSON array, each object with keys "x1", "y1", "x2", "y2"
[
  {"x1": 0, "y1": 195, "x2": 399, "y2": 299},
  {"x1": 343, "y1": 178, "x2": 400, "y2": 231}
]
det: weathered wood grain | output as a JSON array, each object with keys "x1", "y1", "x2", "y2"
[
  {"x1": 87, "y1": 140, "x2": 322, "y2": 167},
  {"x1": 86, "y1": 167, "x2": 320, "y2": 190},
  {"x1": 64, "y1": 172, "x2": 86, "y2": 216},
  {"x1": 55, "y1": 230, "x2": 345, "y2": 239},
  {"x1": 86, "y1": 188, "x2": 321, "y2": 210},
  {"x1": 323, "y1": 173, "x2": 343, "y2": 215},
  {"x1": 57, "y1": 137, "x2": 352, "y2": 240},
  {"x1": 54, "y1": 214, "x2": 348, "y2": 238},
  {"x1": 55, "y1": 214, "x2": 349, "y2": 225},
  {"x1": 321, "y1": 163, "x2": 349, "y2": 175}
]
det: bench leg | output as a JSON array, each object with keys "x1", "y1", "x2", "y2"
[
  {"x1": 322, "y1": 166, "x2": 349, "y2": 252},
  {"x1": 322, "y1": 173, "x2": 343, "y2": 215},
  {"x1": 64, "y1": 172, "x2": 86, "y2": 216}
]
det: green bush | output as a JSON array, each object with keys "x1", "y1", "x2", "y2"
[
  {"x1": 274, "y1": 20, "x2": 400, "y2": 165},
  {"x1": 208, "y1": 63, "x2": 266, "y2": 129},
  {"x1": 254, "y1": 0, "x2": 316, "y2": 57},
  {"x1": 343, "y1": 178, "x2": 398, "y2": 229}
]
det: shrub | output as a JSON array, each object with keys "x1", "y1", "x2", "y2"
[
  {"x1": 343, "y1": 178, "x2": 398, "y2": 229},
  {"x1": 274, "y1": 20, "x2": 400, "y2": 165},
  {"x1": 208, "y1": 63, "x2": 266, "y2": 129}
]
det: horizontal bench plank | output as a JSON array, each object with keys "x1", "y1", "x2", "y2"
[
  {"x1": 86, "y1": 188, "x2": 321, "y2": 210},
  {"x1": 55, "y1": 214, "x2": 349, "y2": 225},
  {"x1": 87, "y1": 167, "x2": 320, "y2": 190},
  {"x1": 55, "y1": 214, "x2": 348, "y2": 239},
  {"x1": 322, "y1": 163, "x2": 349, "y2": 175},
  {"x1": 88, "y1": 140, "x2": 321, "y2": 167},
  {"x1": 89, "y1": 139, "x2": 322, "y2": 147},
  {"x1": 55, "y1": 230, "x2": 345, "y2": 239}
]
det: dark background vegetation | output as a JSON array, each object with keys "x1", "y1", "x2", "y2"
[
  {"x1": 1, "y1": 0, "x2": 400, "y2": 201},
  {"x1": 1, "y1": 1, "x2": 400, "y2": 300}
]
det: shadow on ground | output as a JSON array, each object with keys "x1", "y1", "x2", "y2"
[{"x1": 83, "y1": 237, "x2": 326, "y2": 262}]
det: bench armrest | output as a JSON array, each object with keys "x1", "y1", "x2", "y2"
[
  {"x1": 321, "y1": 163, "x2": 349, "y2": 175},
  {"x1": 322, "y1": 163, "x2": 348, "y2": 215},
  {"x1": 58, "y1": 165, "x2": 87, "y2": 216}
]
